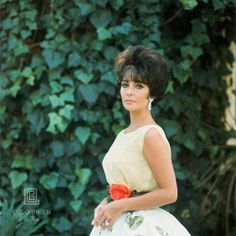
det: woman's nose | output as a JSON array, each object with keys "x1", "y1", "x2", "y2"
[
  {"x1": 126, "y1": 89, "x2": 133, "y2": 96},
  {"x1": 126, "y1": 85, "x2": 134, "y2": 95}
]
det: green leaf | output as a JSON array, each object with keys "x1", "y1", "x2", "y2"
[
  {"x1": 104, "y1": 47, "x2": 118, "y2": 61},
  {"x1": 67, "y1": 52, "x2": 81, "y2": 68},
  {"x1": 59, "y1": 104, "x2": 74, "y2": 120},
  {"x1": 91, "y1": 40, "x2": 103, "y2": 51},
  {"x1": 181, "y1": 45, "x2": 203, "y2": 60},
  {"x1": 212, "y1": 0, "x2": 225, "y2": 10},
  {"x1": 22, "y1": 9, "x2": 37, "y2": 21},
  {"x1": 191, "y1": 19, "x2": 207, "y2": 34},
  {"x1": 2, "y1": 18, "x2": 13, "y2": 30},
  {"x1": 166, "y1": 81, "x2": 174, "y2": 94},
  {"x1": 11, "y1": 154, "x2": 32, "y2": 170},
  {"x1": 74, "y1": 69, "x2": 93, "y2": 84},
  {"x1": 20, "y1": 30, "x2": 32, "y2": 39},
  {"x1": 77, "y1": 2, "x2": 92, "y2": 15},
  {"x1": 49, "y1": 81, "x2": 63, "y2": 93},
  {"x1": 21, "y1": 67, "x2": 32, "y2": 77},
  {"x1": 0, "y1": 105, "x2": 6, "y2": 116},
  {"x1": 180, "y1": 60, "x2": 191, "y2": 71},
  {"x1": 183, "y1": 134, "x2": 196, "y2": 151},
  {"x1": 40, "y1": 172, "x2": 59, "y2": 190},
  {"x1": 60, "y1": 76, "x2": 74, "y2": 87},
  {"x1": 0, "y1": 89, "x2": 8, "y2": 102},
  {"x1": 162, "y1": 120, "x2": 181, "y2": 137},
  {"x1": 0, "y1": 74, "x2": 9, "y2": 87},
  {"x1": 70, "y1": 200, "x2": 82, "y2": 212},
  {"x1": 75, "y1": 167, "x2": 92, "y2": 185},
  {"x1": 9, "y1": 70, "x2": 21, "y2": 82},
  {"x1": 46, "y1": 112, "x2": 68, "y2": 134},
  {"x1": 89, "y1": 9, "x2": 112, "y2": 28},
  {"x1": 31, "y1": 55, "x2": 44, "y2": 68},
  {"x1": 60, "y1": 89, "x2": 75, "y2": 103},
  {"x1": 50, "y1": 141, "x2": 65, "y2": 158},
  {"x1": 172, "y1": 63, "x2": 191, "y2": 84},
  {"x1": 1, "y1": 138, "x2": 12, "y2": 149},
  {"x1": 43, "y1": 49, "x2": 65, "y2": 69},
  {"x1": 8, "y1": 34, "x2": 18, "y2": 50},
  {"x1": 69, "y1": 182, "x2": 85, "y2": 199},
  {"x1": 66, "y1": 141, "x2": 82, "y2": 156},
  {"x1": 26, "y1": 76, "x2": 35, "y2": 86},
  {"x1": 176, "y1": 170, "x2": 187, "y2": 180},
  {"x1": 49, "y1": 95, "x2": 65, "y2": 108},
  {"x1": 97, "y1": 27, "x2": 112, "y2": 40},
  {"x1": 110, "y1": 0, "x2": 124, "y2": 10},
  {"x1": 113, "y1": 22, "x2": 132, "y2": 35},
  {"x1": 26, "y1": 112, "x2": 46, "y2": 135},
  {"x1": 75, "y1": 126, "x2": 91, "y2": 144},
  {"x1": 52, "y1": 217, "x2": 72, "y2": 233},
  {"x1": 22, "y1": 67, "x2": 35, "y2": 86},
  {"x1": 15, "y1": 44, "x2": 29, "y2": 56},
  {"x1": 9, "y1": 171, "x2": 27, "y2": 189},
  {"x1": 101, "y1": 71, "x2": 116, "y2": 85},
  {"x1": 49, "y1": 89, "x2": 74, "y2": 108},
  {"x1": 45, "y1": 29, "x2": 56, "y2": 39},
  {"x1": 9, "y1": 80, "x2": 21, "y2": 97},
  {"x1": 180, "y1": 0, "x2": 198, "y2": 10},
  {"x1": 79, "y1": 84, "x2": 99, "y2": 104},
  {"x1": 97, "y1": 0, "x2": 108, "y2": 7}
]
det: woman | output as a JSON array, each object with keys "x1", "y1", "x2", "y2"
[{"x1": 90, "y1": 46, "x2": 190, "y2": 235}]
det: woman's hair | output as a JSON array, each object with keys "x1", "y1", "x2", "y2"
[{"x1": 115, "y1": 45, "x2": 170, "y2": 103}]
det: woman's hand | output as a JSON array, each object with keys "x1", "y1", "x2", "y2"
[
  {"x1": 91, "y1": 198, "x2": 108, "y2": 226},
  {"x1": 91, "y1": 199, "x2": 125, "y2": 230}
]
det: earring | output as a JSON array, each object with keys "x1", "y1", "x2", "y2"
[{"x1": 148, "y1": 98, "x2": 154, "y2": 110}]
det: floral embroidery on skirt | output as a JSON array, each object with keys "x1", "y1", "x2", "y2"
[{"x1": 90, "y1": 208, "x2": 190, "y2": 236}]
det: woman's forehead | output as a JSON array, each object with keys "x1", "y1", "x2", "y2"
[
  {"x1": 122, "y1": 77, "x2": 145, "y2": 84},
  {"x1": 122, "y1": 69, "x2": 145, "y2": 83}
]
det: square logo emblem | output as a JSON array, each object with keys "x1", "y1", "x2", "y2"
[{"x1": 24, "y1": 188, "x2": 40, "y2": 205}]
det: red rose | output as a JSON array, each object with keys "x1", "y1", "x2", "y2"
[{"x1": 108, "y1": 184, "x2": 133, "y2": 200}]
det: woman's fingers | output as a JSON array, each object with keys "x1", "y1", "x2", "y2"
[
  {"x1": 100, "y1": 217, "x2": 114, "y2": 230},
  {"x1": 92, "y1": 201, "x2": 122, "y2": 230},
  {"x1": 93, "y1": 211, "x2": 113, "y2": 229},
  {"x1": 91, "y1": 205, "x2": 104, "y2": 225},
  {"x1": 93, "y1": 207, "x2": 106, "y2": 226}
]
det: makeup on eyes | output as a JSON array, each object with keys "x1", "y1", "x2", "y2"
[{"x1": 121, "y1": 80, "x2": 146, "y2": 89}]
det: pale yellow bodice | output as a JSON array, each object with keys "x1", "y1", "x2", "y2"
[{"x1": 102, "y1": 124, "x2": 171, "y2": 192}]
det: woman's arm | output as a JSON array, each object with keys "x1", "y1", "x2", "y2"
[{"x1": 120, "y1": 127, "x2": 177, "y2": 212}]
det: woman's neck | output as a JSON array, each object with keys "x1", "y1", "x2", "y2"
[{"x1": 128, "y1": 111, "x2": 155, "y2": 129}]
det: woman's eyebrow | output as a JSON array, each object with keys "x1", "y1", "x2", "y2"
[
  {"x1": 121, "y1": 78, "x2": 146, "y2": 84},
  {"x1": 134, "y1": 80, "x2": 146, "y2": 84}
]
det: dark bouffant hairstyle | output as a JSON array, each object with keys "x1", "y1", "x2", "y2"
[{"x1": 115, "y1": 45, "x2": 170, "y2": 103}]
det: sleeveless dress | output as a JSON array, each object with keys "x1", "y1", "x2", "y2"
[{"x1": 90, "y1": 125, "x2": 191, "y2": 236}]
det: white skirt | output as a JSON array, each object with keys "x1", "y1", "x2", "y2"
[{"x1": 90, "y1": 207, "x2": 191, "y2": 236}]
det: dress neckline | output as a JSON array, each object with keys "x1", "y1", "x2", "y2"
[{"x1": 122, "y1": 124, "x2": 157, "y2": 135}]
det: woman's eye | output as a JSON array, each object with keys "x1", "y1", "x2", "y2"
[
  {"x1": 135, "y1": 84, "x2": 143, "y2": 89},
  {"x1": 121, "y1": 82, "x2": 128, "y2": 88}
]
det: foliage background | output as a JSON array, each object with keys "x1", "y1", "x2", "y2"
[{"x1": 0, "y1": 0, "x2": 236, "y2": 235}]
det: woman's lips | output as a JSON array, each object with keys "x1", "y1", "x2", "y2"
[{"x1": 125, "y1": 99, "x2": 135, "y2": 104}]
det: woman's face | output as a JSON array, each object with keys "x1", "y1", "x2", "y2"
[{"x1": 120, "y1": 74, "x2": 150, "y2": 112}]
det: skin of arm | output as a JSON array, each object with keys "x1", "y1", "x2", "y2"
[{"x1": 92, "y1": 128, "x2": 178, "y2": 229}]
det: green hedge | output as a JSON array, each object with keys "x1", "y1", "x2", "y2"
[{"x1": 0, "y1": 0, "x2": 236, "y2": 235}]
